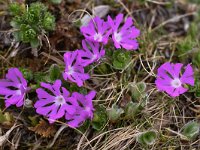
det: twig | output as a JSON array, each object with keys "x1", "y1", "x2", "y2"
[
  {"x1": 152, "y1": 12, "x2": 196, "y2": 32},
  {"x1": 146, "y1": 0, "x2": 171, "y2": 5},
  {"x1": 47, "y1": 125, "x2": 67, "y2": 148}
]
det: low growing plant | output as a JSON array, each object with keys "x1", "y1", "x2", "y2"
[
  {"x1": 137, "y1": 130, "x2": 157, "y2": 145},
  {"x1": 181, "y1": 121, "x2": 200, "y2": 140},
  {"x1": 9, "y1": 2, "x2": 55, "y2": 48}
]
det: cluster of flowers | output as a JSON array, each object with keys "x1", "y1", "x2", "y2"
[
  {"x1": 0, "y1": 68, "x2": 95, "y2": 127},
  {"x1": 0, "y1": 13, "x2": 196, "y2": 129},
  {"x1": 0, "y1": 14, "x2": 140, "y2": 128},
  {"x1": 63, "y1": 13, "x2": 140, "y2": 87}
]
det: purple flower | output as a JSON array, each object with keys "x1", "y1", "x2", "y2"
[
  {"x1": 65, "y1": 91, "x2": 96, "y2": 128},
  {"x1": 34, "y1": 80, "x2": 77, "y2": 123},
  {"x1": 108, "y1": 14, "x2": 140, "y2": 50},
  {"x1": 63, "y1": 51, "x2": 90, "y2": 87},
  {"x1": 0, "y1": 68, "x2": 28, "y2": 108},
  {"x1": 80, "y1": 16, "x2": 111, "y2": 44},
  {"x1": 155, "y1": 62, "x2": 194, "y2": 97},
  {"x1": 78, "y1": 39, "x2": 105, "y2": 67}
]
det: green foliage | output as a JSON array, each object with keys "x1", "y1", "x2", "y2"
[
  {"x1": 181, "y1": 121, "x2": 199, "y2": 140},
  {"x1": 49, "y1": 0, "x2": 62, "y2": 4},
  {"x1": 20, "y1": 68, "x2": 33, "y2": 82},
  {"x1": 92, "y1": 106, "x2": 108, "y2": 131},
  {"x1": 77, "y1": 120, "x2": 90, "y2": 132},
  {"x1": 189, "y1": 77, "x2": 200, "y2": 97},
  {"x1": 177, "y1": 36, "x2": 195, "y2": 58},
  {"x1": 188, "y1": 22, "x2": 199, "y2": 40},
  {"x1": 42, "y1": 12, "x2": 56, "y2": 30},
  {"x1": 195, "y1": 90, "x2": 200, "y2": 98},
  {"x1": 94, "y1": 63, "x2": 112, "y2": 74},
  {"x1": 193, "y1": 52, "x2": 200, "y2": 68},
  {"x1": 48, "y1": 64, "x2": 61, "y2": 82},
  {"x1": 129, "y1": 82, "x2": 146, "y2": 100},
  {"x1": 124, "y1": 101, "x2": 143, "y2": 120},
  {"x1": 178, "y1": 21, "x2": 200, "y2": 67},
  {"x1": 9, "y1": 2, "x2": 25, "y2": 16},
  {"x1": 9, "y1": 2, "x2": 55, "y2": 48},
  {"x1": 188, "y1": 0, "x2": 200, "y2": 4},
  {"x1": 28, "y1": 116, "x2": 39, "y2": 127},
  {"x1": 0, "y1": 109, "x2": 13, "y2": 126},
  {"x1": 112, "y1": 50, "x2": 132, "y2": 70},
  {"x1": 33, "y1": 72, "x2": 47, "y2": 88},
  {"x1": 107, "y1": 104, "x2": 124, "y2": 123},
  {"x1": 137, "y1": 130, "x2": 157, "y2": 145}
]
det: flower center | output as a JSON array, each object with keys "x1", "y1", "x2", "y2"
[
  {"x1": 67, "y1": 66, "x2": 74, "y2": 75},
  {"x1": 114, "y1": 32, "x2": 122, "y2": 43},
  {"x1": 171, "y1": 78, "x2": 182, "y2": 88},
  {"x1": 54, "y1": 95, "x2": 66, "y2": 105},
  {"x1": 15, "y1": 90, "x2": 22, "y2": 95},
  {"x1": 94, "y1": 33, "x2": 103, "y2": 42},
  {"x1": 85, "y1": 106, "x2": 90, "y2": 112},
  {"x1": 91, "y1": 54, "x2": 97, "y2": 61},
  {"x1": 18, "y1": 84, "x2": 27, "y2": 94}
]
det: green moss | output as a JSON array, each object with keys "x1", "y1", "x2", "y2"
[
  {"x1": 9, "y1": 2, "x2": 55, "y2": 48},
  {"x1": 112, "y1": 49, "x2": 132, "y2": 70}
]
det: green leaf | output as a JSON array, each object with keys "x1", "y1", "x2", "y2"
[
  {"x1": 107, "y1": 104, "x2": 124, "y2": 123},
  {"x1": 30, "y1": 38, "x2": 40, "y2": 48},
  {"x1": 33, "y1": 72, "x2": 47, "y2": 88},
  {"x1": 20, "y1": 68, "x2": 33, "y2": 81},
  {"x1": 92, "y1": 106, "x2": 108, "y2": 131},
  {"x1": 29, "y1": 2, "x2": 47, "y2": 16},
  {"x1": 13, "y1": 31, "x2": 21, "y2": 41},
  {"x1": 137, "y1": 130, "x2": 157, "y2": 145},
  {"x1": 42, "y1": 12, "x2": 56, "y2": 31},
  {"x1": 49, "y1": 64, "x2": 61, "y2": 82},
  {"x1": 124, "y1": 101, "x2": 143, "y2": 120},
  {"x1": 19, "y1": 25, "x2": 37, "y2": 43},
  {"x1": 49, "y1": 0, "x2": 62, "y2": 4},
  {"x1": 195, "y1": 89, "x2": 200, "y2": 98},
  {"x1": 112, "y1": 50, "x2": 132, "y2": 70},
  {"x1": 77, "y1": 120, "x2": 90, "y2": 133},
  {"x1": 94, "y1": 63, "x2": 111, "y2": 74},
  {"x1": 129, "y1": 82, "x2": 146, "y2": 100},
  {"x1": 26, "y1": 10, "x2": 39, "y2": 24},
  {"x1": 181, "y1": 121, "x2": 199, "y2": 140},
  {"x1": 10, "y1": 20, "x2": 19, "y2": 28}
]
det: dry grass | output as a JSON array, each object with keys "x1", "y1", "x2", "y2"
[{"x1": 0, "y1": 0, "x2": 200, "y2": 149}]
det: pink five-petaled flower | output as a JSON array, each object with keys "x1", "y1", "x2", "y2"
[
  {"x1": 63, "y1": 50, "x2": 90, "y2": 87},
  {"x1": 80, "y1": 16, "x2": 111, "y2": 44},
  {"x1": 65, "y1": 91, "x2": 96, "y2": 128},
  {"x1": 0, "y1": 68, "x2": 28, "y2": 108},
  {"x1": 155, "y1": 62, "x2": 194, "y2": 97},
  {"x1": 78, "y1": 39, "x2": 105, "y2": 67},
  {"x1": 108, "y1": 13, "x2": 140, "y2": 50},
  {"x1": 34, "y1": 80, "x2": 77, "y2": 123}
]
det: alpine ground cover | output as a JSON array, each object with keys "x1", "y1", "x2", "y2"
[{"x1": 0, "y1": 0, "x2": 200, "y2": 149}]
